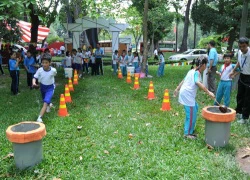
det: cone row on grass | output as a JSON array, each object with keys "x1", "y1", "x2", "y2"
[
  {"x1": 58, "y1": 94, "x2": 69, "y2": 117},
  {"x1": 68, "y1": 78, "x2": 74, "y2": 92},
  {"x1": 160, "y1": 89, "x2": 171, "y2": 111},
  {"x1": 147, "y1": 81, "x2": 155, "y2": 100},
  {"x1": 64, "y1": 84, "x2": 72, "y2": 103}
]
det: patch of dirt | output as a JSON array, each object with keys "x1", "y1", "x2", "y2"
[{"x1": 236, "y1": 147, "x2": 250, "y2": 175}]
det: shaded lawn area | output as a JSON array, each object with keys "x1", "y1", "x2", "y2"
[{"x1": 0, "y1": 65, "x2": 249, "y2": 179}]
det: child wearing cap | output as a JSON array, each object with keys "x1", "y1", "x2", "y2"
[{"x1": 33, "y1": 54, "x2": 57, "y2": 123}]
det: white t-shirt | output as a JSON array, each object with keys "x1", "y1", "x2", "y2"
[
  {"x1": 159, "y1": 54, "x2": 165, "y2": 63},
  {"x1": 127, "y1": 55, "x2": 133, "y2": 63},
  {"x1": 75, "y1": 53, "x2": 82, "y2": 64},
  {"x1": 65, "y1": 56, "x2": 71, "y2": 67},
  {"x1": 91, "y1": 56, "x2": 95, "y2": 63},
  {"x1": 112, "y1": 54, "x2": 119, "y2": 64},
  {"x1": 132, "y1": 56, "x2": 138, "y2": 63},
  {"x1": 219, "y1": 64, "x2": 236, "y2": 81},
  {"x1": 238, "y1": 47, "x2": 250, "y2": 75},
  {"x1": 60, "y1": 46, "x2": 65, "y2": 51},
  {"x1": 119, "y1": 55, "x2": 128, "y2": 66},
  {"x1": 34, "y1": 67, "x2": 57, "y2": 85},
  {"x1": 154, "y1": 49, "x2": 158, "y2": 56},
  {"x1": 179, "y1": 69, "x2": 201, "y2": 106}
]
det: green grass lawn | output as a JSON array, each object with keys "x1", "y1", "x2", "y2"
[{"x1": 0, "y1": 65, "x2": 249, "y2": 179}]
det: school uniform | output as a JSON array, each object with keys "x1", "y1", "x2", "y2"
[
  {"x1": 34, "y1": 67, "x2": 57, "y2": 105},
  {"x1": 112, "y1": 53, "x2": 119, "y2": 75},
  {"x1": 9, "y1": 59, "x2": 20, "y2": 95},
  {"x1": 24, "y1": 56, "x2": 36, "y2": 88},
  {"x1": 119, "y1": 55, "x2": 128, "y2": 76},
  {"x1": 91, "y1": 56, "x2": 97, "y2": 76},
  {"x1": 236, "y1": 47, "x2": 250, "y2": 120},
  {"x1": 179, "y1": 69, "x2": 201, "y2": 135},
  {"x1": 157, "y1": 54, "x2": 165, "y2": 77},
  {"x1": 65, "y1": 56, "x2": 72, "y2": 67},
  {"x1": 75, "y1": 53, "x2": 82, "y2": 70},
  {"x1": 95, "y1": 48, "x2": 104, "y2": 75},
  {"x1": 132, "y1": 56, "x2": 139, "y2": 71},
  {"x1": 215, "y1": 63, "x2": 237, "y2": 107},
  {"x1": 83, "y1": 52, "x2": 89, "y2": 74}
]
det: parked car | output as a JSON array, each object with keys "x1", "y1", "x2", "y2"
[
  {"x1": 168, "y1": 49, "x2": 207, "y2": 61},
  {"x1": 12, "y1": 44, "x2": 27, "y2": 53}
]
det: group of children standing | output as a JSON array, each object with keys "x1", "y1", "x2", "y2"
[
  {"x1": 64, "y1": 46, "x2": 105, "y2": 77},
  {"x1": 112, "y1": 49, "x2": 165, "y2": 77}
]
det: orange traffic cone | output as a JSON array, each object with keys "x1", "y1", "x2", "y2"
[
  {"x1": 64, "y1": 84, "x2": 72, "y2": 103},
  {"x1": 133, "y1": 76, "x2": 140, "y2": 90},
  {"x1": 126, "y1": 71, "x2": 132, "y2": 83},
  {"x1": 74, "y1": 69, "x2": 78, "y2": 80},
  {"x1": 68, "y1": 78, "x2": 74, "y2": 92},
  {"x1": 147, "y1": 81, "x2": 155, "y2": 100},
  {"x1": 58, "y1": 94, "x2": 69, "y2": 117},
  {"x1": 135, "y1": 73, "x2": 140, "y2": 78},
  {"x1": 118, "y1": 68, "x2": 123, "y2": 79},
  {"x1": 160, "y1": 89, "x2": 171, "y2": 111},
  {"x1": 73, "y1": 73, "x2": 78, "y2": 85}
]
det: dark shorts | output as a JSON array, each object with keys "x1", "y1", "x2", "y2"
[{"x1": 75, "y1": 63, "x2": 82, "y2": 70}]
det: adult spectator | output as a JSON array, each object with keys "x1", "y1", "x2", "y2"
[
  {"x1": 94, "y1": 43, "x2": 104, "y2": 75},
  {"x1": 60, "y1": 44, "x2": 65, "y2": 55},
  {"x1": 207, "y1": 40, "x2": 218, "y2": 94},
  {"x1": 230, "y1": 37, "x2": 250, "y2": 124}
]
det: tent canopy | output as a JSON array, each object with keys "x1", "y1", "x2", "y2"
[{"x1": 17, "y1": 20, "x2": 50, "y2": 42}]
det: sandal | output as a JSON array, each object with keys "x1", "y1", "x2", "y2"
[{"x1": 184, "y1": 135, "x2": 197, "y2": 139}]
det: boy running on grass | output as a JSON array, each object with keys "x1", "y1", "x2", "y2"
[
  {"x1": 174, "y1": 56, "x2": 215, "y2": 139},
  {"x1": 32, "y1": 54, "x2": 57, "y2": 123}
]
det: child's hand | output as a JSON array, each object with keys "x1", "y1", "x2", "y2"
[
  {"x1": 173, "y1": 89, "x2": 178, "y2": 97},
  {"x1": 208, "y1": 91, "x2": 215, "y2": 99}
]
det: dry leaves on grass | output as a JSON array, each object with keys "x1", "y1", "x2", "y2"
[
  {"x1": 128, "y1": 133, "x2": 133, "y2": 139},
  {"x1": 53, "y1": 178, "x2": 61, "y2": 180},
  {"x1": 2, "y1": 153, "x2": 14, "y2": 160},
  {"x1": 104, "y1": 150, "x2": 109, "y2": 154},
  {"x1": 79, "y1": 156, "x2": 83, "y2": 161},
  {"x1": 108, "y1": 114, "x2": 112, "y2": 118},
  {"x1": 145, "y1": 123, "x2": 151, "y2": 126},
  {"x1": 206, "y1": 144, "x2": 214, "y2": 151}
]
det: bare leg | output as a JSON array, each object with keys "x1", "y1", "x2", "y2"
[{"x1": 39, "y1": 102, "x2": 48, "y2": 117}]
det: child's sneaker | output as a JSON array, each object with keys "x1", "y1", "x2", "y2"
[
  {"x1": 46, "y1": 106, "x2": 51, "y2": 113},
  {"x1": 37, "y1": 116, "x2": 43, "y2": 123},
  {"x1": 236, "y1": 113, "x2": 242, "y2": 120},
  {"x1": 237, "y1": 118, "x2": 248, "y2": 124}
]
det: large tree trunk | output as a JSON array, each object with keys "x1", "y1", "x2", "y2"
[
  {"x1": 142, "y1": 0, "x2": 149, "y2": 73},
  {"x1": 179, "y1": 0, "x2": 192, "y2": 52},
  {"x1": 239, "y1": 0, "x2": 249, "y2": 37},
  {"x1": 227, "y1": 29, "x2": 237, "y2": 51},
  {"x1": 29, "y1": 3, "x2": 39, "y2": 43}
]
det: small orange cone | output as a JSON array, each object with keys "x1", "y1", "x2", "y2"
[
  {"x1": 133, "y1": 76, "x2": 140, "y2": 90},
  {"x1": 147, "y1": 81, "x2": 155, "y2": 100},
  {"x1": 118, "y1": 68, "x2": 123, "y2": 79},
  {"x1": 68, "y1": 78, "x2": 74, "y2": 92},
  {"x1": 74, "y1": 69, "x2": 78, "y2": 80},
  {"x1": 126, "y1": 71, "x2": 132, "y2": 83},
  {"x1": 64, "y1": 84, "x2": 72, "y2": 103},
  {"x1": 73, "y1": 73, "x2": 78, "y2": 85},
  {"x1": 160, "y1": 89, "x2": 171, "y2": 111},
  {"x1": 58, "y1": 94, "x2": 69, "y2": 117},
  {"x1": 135, "y1": 73, "x2": 140, "y2": 78}
]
